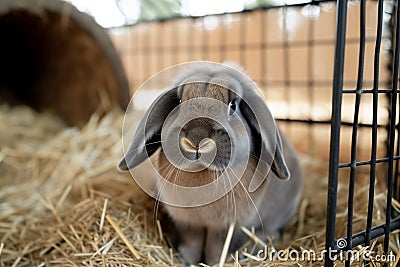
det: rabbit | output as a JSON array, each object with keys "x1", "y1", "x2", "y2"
[{"x1": 118, "y1": 62, "x2": 303, "y2": 265}]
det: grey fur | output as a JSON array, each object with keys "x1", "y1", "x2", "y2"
[{"x1": 118, "y1": 62, "x2": 303, "y2": 265}]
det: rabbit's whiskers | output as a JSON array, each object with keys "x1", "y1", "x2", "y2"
[{"x1": 228, "y1": 162, "x2": 265, "y2": 234}]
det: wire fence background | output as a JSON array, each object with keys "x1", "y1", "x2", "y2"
[{"x1": 109, "y1": 1, "x2": 391, "y2": 162}]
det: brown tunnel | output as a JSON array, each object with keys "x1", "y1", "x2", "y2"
[{"x1": 0, "y1": 0, "x2": 130, "y2": 126}]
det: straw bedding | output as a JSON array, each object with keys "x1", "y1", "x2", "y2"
[{"x1": 0, "y1": 104, "x2": 399, "y2": 267}]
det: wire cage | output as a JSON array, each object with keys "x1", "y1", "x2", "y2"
[
  {"x1": 108, "y1": 0, "x2": 400, "y2": 265},
  {"x1": 326, "y1": 0, "x2": 400, "y2": 266}
]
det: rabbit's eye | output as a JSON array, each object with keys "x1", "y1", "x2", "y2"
[{"x1": 228, "y1": 100, "x2": 237, "y2": 116}]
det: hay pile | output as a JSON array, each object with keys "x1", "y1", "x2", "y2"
[{"x1": 0, "y1": 104, "x2": 399, "y2": 267}]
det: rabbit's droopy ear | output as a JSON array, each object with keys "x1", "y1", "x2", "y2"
[
  {"x1": 240, "y1": 88, "x2": 290, "y2": 183},
  {"x1": 118, "y1": 87, "x2": 179, "y2": 171}
]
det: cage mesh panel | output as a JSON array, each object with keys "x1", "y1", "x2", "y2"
[{"x1": 325, "y1": 0, "x2": 400, "y2": 266}]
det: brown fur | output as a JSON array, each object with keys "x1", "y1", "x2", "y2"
[
  {"x1": 181, "y1": 83, "x2": 231, "y2": 103},
  {"x1": 119, "y1": 62, "x2": 303, "y2": 265},
  {"x1": 158, "y1": 151, "x2": 262, "y2": 227},
  {"x1": 157, "y1": 133, "x2": 302, "y2": 265}
]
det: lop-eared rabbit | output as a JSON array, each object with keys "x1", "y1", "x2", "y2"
[{"x1": 119, "y1": 62, "x2": 302, "y2": 265}]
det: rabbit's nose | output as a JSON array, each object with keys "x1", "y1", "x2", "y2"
[
  {"x1": 180, "y1": 137, "x2": 200, "y2": 159},
  {"x1": 181, "y1": 137, "x2": 198, "y2": 151},
  {"x1": 198, "y1": 138, "x2": 215, "y2": 154},
  {"x1": 180, "y1": 137, "x2": 216, "y2": 161},
  {"x1": 180, "y1": 137, "x2": 215, "y2": 152}
]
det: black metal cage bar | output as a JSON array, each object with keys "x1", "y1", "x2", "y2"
[
  {"x1": 325, "y1": 0, "x2": 400, "y2": 266},
  {"x1": 325, "y1": 0, "x2": 347, "y2": 264}
]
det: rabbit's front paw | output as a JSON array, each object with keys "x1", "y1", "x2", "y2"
[
  {"x1": 178, "y1": 243, "x2": 202, "y2": 266},
  {"x1": 176, "y1": 223, "x2": 205, "y2": 265}
]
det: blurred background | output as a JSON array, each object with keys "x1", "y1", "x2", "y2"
[
  {"x1": 0, "y1": 0, "x2": 395, "y2": 163},
  {"x1": 66, "y1": 0, "x2": 394, "y2": 163}
]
